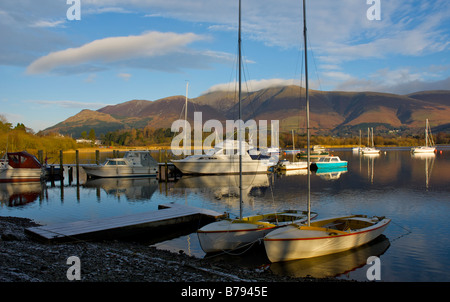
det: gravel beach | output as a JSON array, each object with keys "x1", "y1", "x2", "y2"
[{"x1": 0, "y1": 216, "x2": 335, "y2": 283}]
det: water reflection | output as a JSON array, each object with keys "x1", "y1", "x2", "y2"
[
  {"x1": 191, "y1": 234, "x2": 390, "y2": 280},
  {"x1": 315, "y1": 167, "x2": 348, "y2": 180},
  {"x1": 269, "y1": 235, "x2": 390, "y2": 279},
  {"x1": 1, "y1": 149, "x2": 449, "y2": 281},
  {"x1": 174, "y1": 174, "x2": 270, "y2": 213},
  {"x1": 411, "y1": 153, "x2": 435, "y2": 190},
  {"x1": 83, "y1": 177, "x2": 158, "y2": 201},
  {"x1": 0, "y1": 182, "x2": 44, "y2": 207}
]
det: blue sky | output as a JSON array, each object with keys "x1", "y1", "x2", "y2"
[{"x1": 0, "y1": 0, "x2": 449, "y2": 133}]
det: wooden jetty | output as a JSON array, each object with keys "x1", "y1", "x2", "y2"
[
  {"x1": 157, "y1": 162, "x2": 182, "y2": 182},
  {"x1": 25, "y1": 203, "x2": 226, "y2": 243}
]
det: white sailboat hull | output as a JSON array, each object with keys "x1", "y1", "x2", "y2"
[
  {"x1": 264, "y1": 216, "x2": 390, "y2": 262},
  {"x1": 361, "y1": 147, "x2": 380, "y2": 154},
  {"x1": 411, "y1": 119, "x2": 436, "y2": 154},
  {"x1": 411, "y1": 146, "x2": 436, "y2": 153},
  {"x1": 278, "y1": 161, "x2": 308, "y2": 171},
  {"x1": 198, "y1": 220, "x2": 276, "y2": 253},
  {"x1": 198, "y1": 211, "x2": 316, "y2": 253}
]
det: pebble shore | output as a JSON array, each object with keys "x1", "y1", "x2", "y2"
[{"x1": 0, "y1": 216, "x2": 339, "y2": 283}]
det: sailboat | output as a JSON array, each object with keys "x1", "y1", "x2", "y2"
[
  {"x1": 263, "y1": 0, "x2": 390, "y2": 263},
  {"x1": 197, "y1": 0, "x2": 316, "y2": 254},
  {"x1": 361, "y1": 128, "x2": 380, "y2": 154},
  {"x1": 352, "y1": 129, "x2": 362, "y2": 152},
  {"x1": 411, "y1": 119, "x2": 436, "y2": 153},
  {"x1": 277, "y1": 130, "x2": 308, "y2": 171}
]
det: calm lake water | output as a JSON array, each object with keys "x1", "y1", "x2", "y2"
[{"x1": 1, "y1": 147, "x2": 449, "y2": 282}]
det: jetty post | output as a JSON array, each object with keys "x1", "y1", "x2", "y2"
[
  {"x1": 59, "y1": 150, "x2": 64, "y2": 178},
  {"x1": 75, "y1": 149, "x2": 80, "y2": 183},
  {"x1": 95, "y1": 150, "x2": 100, "y2": 165},
  {"x1": 38, "y1": 150, "x2": 43, "y2": 164}
]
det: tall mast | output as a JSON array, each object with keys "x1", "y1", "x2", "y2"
[
  {"x1": 371, "y1": 127, "x2": 374, "y2": 147},
  {"x1": 367, "y1": 128, "x2": 370, "y2": 147},
  {"x1": 303, "y1": 0, "x2": 311, "y2": 226},
  {"x1": 185, "y1": 81, "x2": 189, "y2": 156},
  {"x1": 238, "y1": 0, "x2": 243, "y2": 220}
]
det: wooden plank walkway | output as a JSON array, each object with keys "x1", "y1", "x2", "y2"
[{"x1": 25, "y1": 203, "x2": 225, "y2": 242}]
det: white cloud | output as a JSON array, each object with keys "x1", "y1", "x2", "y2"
[
  {"x1": 203, "y1": 78, "x2": 301, "y2": 94},
  {"x1": 84, "y1": 73, "x2": 97, "y2": 83},
  {"x1": 117, "y1": 73, "x2": 131, "y2": 81},
  {"x1": 84, "y1": 6, "x2": 133, "y2": 15},
  {"x1": 3, "y1": 1, "x2": 449, "y2": 70},
  {"x1": 28, "y1": 100, "x2": 108, "y2": 109},
  {"x1": 333, "y1": 68, "x2": 450, "y2": 94},
  {"x1": 26, "y1": 31, "x2": 208, "y2": 74},
  {"x1": 322, "y1": 71, "x2": 353, "y2": 82},
  {"x1": 30, "y1": 19, "x2": 66, "y2": 28},
  {"x1": 80, "y1": 1, "x2": 449, "y2": 60},
  {"x1": 2, "y1": 0, "x2": 449, "y2": 95}
]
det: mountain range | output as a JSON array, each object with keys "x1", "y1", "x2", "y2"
[{"x1": 42, "y1": 86, "x2": 450, "y2": 138}]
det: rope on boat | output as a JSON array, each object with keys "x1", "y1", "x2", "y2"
[{"x1": 203, "y1": 238, "x2": 262, "y2": 259}]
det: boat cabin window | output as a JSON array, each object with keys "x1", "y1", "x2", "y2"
[{"x1": 106, "y1": 160, "x2": 127, "y2": 165}]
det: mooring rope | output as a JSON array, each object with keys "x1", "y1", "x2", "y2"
[{"x1": 389, "y1": 220, "x2": 412, "y2": 243}]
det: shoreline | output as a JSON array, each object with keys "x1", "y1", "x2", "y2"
[{"x1": 0, "y1": 216, "x2": 344, "y2": 283}]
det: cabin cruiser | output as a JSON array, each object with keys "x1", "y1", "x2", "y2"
[
  {"x1": 0, "y1": 151, "x2": 44, "y2": 182},
  {"x1": 171, "y1": 139, "x2": 273, "y2": 174},
  {"x1": 82, "y1": 150, "x2": 158, "y2": 178}
]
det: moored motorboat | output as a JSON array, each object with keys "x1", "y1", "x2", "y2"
[
  {"x1": 82, "y1": 150, "x2": 158, "y2": 178},
  {"x1": 0, "y1": 151, "x2": 44, "y2": 182},
  {"x1": 296, "y1": 145, "x2": 329, "y2": 160},
  {"x1": 172, "y1": 139, "x2": 271, "y2": 175},
  {"x1": 310, "y1": 156, "x2": 347, "y2": 170}
]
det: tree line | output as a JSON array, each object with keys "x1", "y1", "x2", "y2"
[
  {"x1": 2, "y1": 114, "x2": 449, "y2": 156},
  {"x1": 283, "y1": 132, "x2": 450, "y2": 148},
  {"x1": 0, "y1": 115, "x2": 77, "y2": 156},
  {"x1": 100, "y1": 126, "x2": 450, "y2": 148}
]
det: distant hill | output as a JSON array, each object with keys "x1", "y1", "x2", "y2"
[{"x1": 41, "y1": 86, "x2": 450, "y2": 138}]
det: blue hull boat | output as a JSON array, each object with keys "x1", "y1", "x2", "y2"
[{"x1": 311, "y1": 156, "x2": 347, "y2": 170}]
